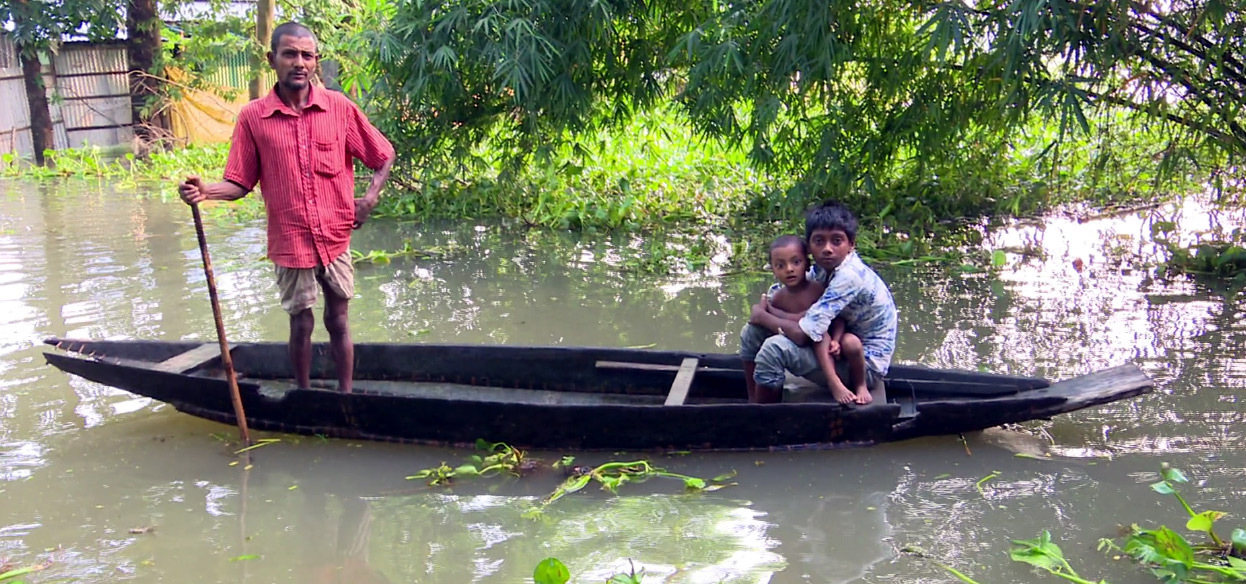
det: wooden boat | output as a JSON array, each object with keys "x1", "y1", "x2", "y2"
[{"x1": 42, "y1": 337, "x2": 1154, "y2": 451}]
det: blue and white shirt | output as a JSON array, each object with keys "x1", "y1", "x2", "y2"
[{"x1": 770, "y1": 252, "x2": 898, "y2": 376}]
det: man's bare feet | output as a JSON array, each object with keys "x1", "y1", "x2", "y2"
[
  {"x1": 830, "y1": 381, "x2": 856, "y2": 404},
  {"x1": 854, "y1": 385, "x2": 873, "y2": 405}
]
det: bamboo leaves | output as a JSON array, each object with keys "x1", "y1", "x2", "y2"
[{"x1": 363, "y1": 0, "x2": 1246, "y2": 210}]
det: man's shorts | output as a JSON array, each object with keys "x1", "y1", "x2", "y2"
[{"x1": 274, "y1": 251, "x2": 355, "y2": 315}]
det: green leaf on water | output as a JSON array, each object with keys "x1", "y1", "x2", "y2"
[
  {"x1": 1229, "y1": 527, "x2": 1246, "y2": 554},
  {"x1": 607, "y1": 572, "x2": 644, "y2": 584},
  {"x1": 1227, "y1": 556, "x2": 1246, "y2": 571},
  {"x1": 1150, "y1": 481, "x2": 1175, "y2": 495},
  {"x1": 1185, "y1": 510, "x2": 1224, "y2": 533},
  {"x1": 991, "y1": 250, "x2": 1007, "y2": 267},
  {"x1": 683, "y1": 477, "x2": 706, "y2": 490},
  {"x1": 533, "y1": 557, "x2": 570, "y2": 584},
  {"x1": 229, "y1": 554, "x2": 261, "y2": 562},
  {"x1": 1010, "y1": 530, "x2": 1071, "y2": 573},
  {"x1": 934, "y1": 561, "x2": 986, "y2": 584},
  {"x1": 454, "y1": 465, "x2": 480, "y2": 476},
  {"x1": 0, "y1": 565, "x2": 43, "y2": 581},
  {"x1": 711, "y1": 470, "x2": 738, "y2": 482},
  {"x1": 1149, "y1": 526, "x2": 1195, "y2": 569},
  {"x1": 1161, "y1": 466, "x2": 1189, "y2": 484}
]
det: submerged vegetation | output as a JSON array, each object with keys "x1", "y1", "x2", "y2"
[
  {"x1": 405, "y1": 440, "x2": 736, "y2": 518},
  {"x1": 908, "y1": 464, "x2": 1245, "y2": 584}
]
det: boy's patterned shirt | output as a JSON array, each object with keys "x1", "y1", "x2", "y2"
[{"x1": 769, "y1": 251, "x2": 899, "y2": 376}]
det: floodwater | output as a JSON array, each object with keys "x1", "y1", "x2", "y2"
[{"x1": 0, "y1": 180, "x2": 1243, "y2": 583}]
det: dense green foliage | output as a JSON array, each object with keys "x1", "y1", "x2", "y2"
[
  {"x1": 0, "y1": 0, "x2": 123, "y2": 52},
  {"x1": 360, "y1": 0, "x2": 1246, "y2": 226},
  {"x1": 8, "y1": 0, "x2": 1246, "y2": 268}
]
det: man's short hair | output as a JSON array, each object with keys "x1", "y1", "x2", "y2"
[
  {"x1": 271, "y1": 21, "x2": 317, "y2": 53},
  {"x1": 804, "y1": 200, "x2": 859, "y2": 244}
]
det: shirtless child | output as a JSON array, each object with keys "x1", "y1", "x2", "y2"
[{"x1": 739, "y1": 235, "x2": 844, "y2": 402}]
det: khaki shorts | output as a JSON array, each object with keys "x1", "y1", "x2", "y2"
[{"x1": 274, "y1": 252, "x2": 355, "y2": 314}]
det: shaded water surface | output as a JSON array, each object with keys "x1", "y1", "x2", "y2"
[{"x1": 1, "y1": 181, "x2": 1243, "y2": 583}]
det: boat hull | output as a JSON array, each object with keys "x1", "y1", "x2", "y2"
[{"x1": 42, "y1": 339, "x2": 1154, "y2": 450}]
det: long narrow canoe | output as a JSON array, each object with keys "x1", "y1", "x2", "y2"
[{"x1": 42, "y1": 338, "x2": 1154, "y2": 451}]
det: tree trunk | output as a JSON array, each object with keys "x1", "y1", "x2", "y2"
[
  {"x1": 19, "y1": 50, "x2": 55, "y2": 166},
  {"x1": 249, "y1": 0, "x2": 275, "y2": 100},
  {"x1": 127, "y1": 0, "x2": 168, "y2": 147}
]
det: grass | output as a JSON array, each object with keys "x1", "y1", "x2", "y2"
[{"x1": 3, "y1": 105, "x2": 1241, "y2": 275}]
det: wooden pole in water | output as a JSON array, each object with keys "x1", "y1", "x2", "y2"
[{"x1": 192, "y1": 204, "x2": 251, "y2": 446}]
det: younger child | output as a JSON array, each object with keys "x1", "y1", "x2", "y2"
[
  {"x1": 765, "y1": 235, "x2": 825, "y2": 321},
  {"x1": 740, "y1": 235, "x2": 845, "y2": 402}
]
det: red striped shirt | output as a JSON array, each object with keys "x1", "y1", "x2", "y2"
[{"x1": 223, "y1": 86, "x2": 395, "y2": 269}]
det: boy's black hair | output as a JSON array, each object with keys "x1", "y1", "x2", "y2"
[
  {"x1": 271, "y1": 21, "x2": 317, "y2": 53},
  {"x1": 804, "y1": 200, "x2": 858, "y2": 244},
  {"x1": 769, "y1": 234, "x2": 808, "y2": 258}
]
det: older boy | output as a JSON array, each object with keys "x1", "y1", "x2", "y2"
[{"x1": 744, "y1": 201, "x2": 898, "y2": 405}]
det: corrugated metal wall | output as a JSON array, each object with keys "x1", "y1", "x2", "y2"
[
  {"x1": 0, "y1": 36, "x2": 164, "y2": 157},
  {"x1": 54, "y1": 43, "x2": 134, "y2": 149},
  {"x1": 0, "y1": 36, "x2": 71, "y2": 157}
]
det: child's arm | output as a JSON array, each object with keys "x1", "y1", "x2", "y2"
[
  {"x1": 830, "y1": 317, "x2": 846, "y2": 341},
  {"x1": 825, "y1": 317, "x2": 846, "y2": 357}
]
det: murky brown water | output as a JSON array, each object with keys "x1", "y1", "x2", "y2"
[{"x1": 1, "y1": 180, "x2": 1243, "y2": 583}]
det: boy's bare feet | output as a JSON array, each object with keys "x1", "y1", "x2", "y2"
[
  {"x1": 830, "y1": 380, "x2": 857, "y2": 404},
  {"x1": 854, "y1": 384, "x2": 873, "y2": 405}
]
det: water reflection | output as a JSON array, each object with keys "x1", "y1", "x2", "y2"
[{"x1": 0, "y1": 180, "x2": 1243, "y2": 583}]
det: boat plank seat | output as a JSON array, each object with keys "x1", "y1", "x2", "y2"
[
  {"x1": 152, "y1": 344, "x2": 222, "y2": 374},
  {"x1": 664, "y1": 358, "x2": 698, "y2": 406},
  {"x1": 595, "y1": 360, "x2": 736, "y2": 374},
  {"x1": 894, "y1": 394, "x2": 918, "y2": 418}
]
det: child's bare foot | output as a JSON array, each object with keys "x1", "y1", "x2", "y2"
[
  {"x1": 830, "y1": 382, "x2": 856, "y2": 404},
  {"x1": 854, "y1": 385, "x2": 873, "y2": 405}
]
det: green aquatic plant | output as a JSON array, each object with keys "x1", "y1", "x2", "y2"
[
  {"x1": 350, "y1": 241, "x2": 447, "y2": 265},
  {"x1": 1011, "y1": 531, "x2": 1106, "y2": 584},
  {"x1": 1151, "y1": 219, "x2": 1246, "y2": 281},
  {"x1": 1095, "y1": 463, "x2": 1246, "y2": 583},
  {"x1": 533, "y1": 557, "x2": 644, "y2": 584},
  {"x1": 524, "y1": 457, "x2": 736, "y2": 519},
  {"x1": 405, "y1": 439, "x2": 535, "y2": 486},
  {"x1": 404, "y1": 441, "x2": 736, "y2": 516},
  {"x1": 0, "y1": 557, "x2": 51, "y2": 583},
  {"x1": 905, "y1": 463, "x2": 1245, "y2": 584}
]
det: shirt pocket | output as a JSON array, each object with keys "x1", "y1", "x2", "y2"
[{"x1": 313, "y1": 137, "x2": 343, "y2": 178}]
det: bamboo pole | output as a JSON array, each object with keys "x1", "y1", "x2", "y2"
[{"x1": 191, "y1": 204, "x2": 251, "y2": 446}]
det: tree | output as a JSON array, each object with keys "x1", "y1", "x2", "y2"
[
  {"x1": 127, "y1": 0, "x2": 168, "y2": 147},
  {"x1": 1, "y1": 0, "x2": 124, "y2": 165},
  {"x1": 249, "y1": 0, "x2": 273, "y2": 99},
  {"x1": 363, "y1": 0, "x2": 1246, "y2": 219}
]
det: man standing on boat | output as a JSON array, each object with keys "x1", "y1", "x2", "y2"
[{"x1": 177, "y1": 21, "x2": 396, "y2": 393}]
